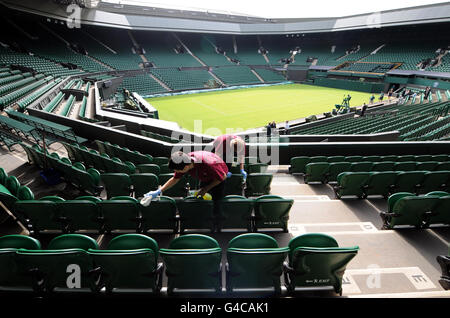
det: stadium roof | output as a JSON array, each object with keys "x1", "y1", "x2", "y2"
[
  {"x1": 2, "y1": 0, "x2": 450, "y2": 34},
  {"x1": 104, "y1": 0, "x2": 450, "y2": 19}
]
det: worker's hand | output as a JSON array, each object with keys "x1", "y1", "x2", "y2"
[
  {"x1": 141, "y1": 189, "x2": 161, "y2": 206},
  {"x1": 226, "y1": 171, "x2": 232, "y2": 178},
  {"x1": 240, "y1": 169, "x2": 247, "y2": 180},
  {"x1": 196, "y1": 188, "x2": 207, "y2": 198},
  {"x1": 144, "y1": 188, "x2": 161, "y2": 199}
]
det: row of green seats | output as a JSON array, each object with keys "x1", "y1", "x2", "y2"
[
  {"x1": 140, "y1": 129, "x2": 181, "y2": 144},
  {"x1": 94, "y1": 139, "x2": 154, "y2": 165},
  {"x1": 100, "y1": 172, "x2": 273, "y2": 199},
  {"x1": 5, "y1": 109, "x2": 88, "y2": 144},
  {"x1": 13, "y1": 194, "x2": 292, "y2": 235},
  {"x1": 289, "y1": 154, "x2": 450, "y2": 174},
  {"x1": 0, "y1": 129, "x2": 23, "y2": 150},
  {"x1": 333, "y1": 170, "x2": 450, "y2": 199},
  {"x1": 381, "y1": 191, "x2": 450, "y2": 229},
  {"x1": 62, "y1": 142, "x2": 137, "y2": 175},
  {"x1": 304, "y1": 160, "x2": 450, "y2": 184},
  {"x1": 20, "y1": 143, "x2": 103, "y2": 196},
  {"x1": 17, "y1": 78, "x2": 61, "y2": 111},
  {"x1": 0, "y1": 167, "x2": 34, "y2": 211},
  {"x1": 0, "y1": 232, "x2": 358, "y2": 296}
]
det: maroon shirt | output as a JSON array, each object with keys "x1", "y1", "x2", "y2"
[
  {"x1": 212, "y1": 134, "x2": 245, "y2": 163},
  {"x1": 173, "y1": 151, "x2": 228, "y2": 183}
]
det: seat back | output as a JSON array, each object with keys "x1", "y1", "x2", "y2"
[
  {"x1": 387, "y1": 195, "x2": 440, "y2": 228},
  {"x1": 0, "y1": 235, "x2": 41, "y2": 290},
  {"x1": 253, "y1": 195, "x2": 293, "y2": 232},
  {"x1": 364, "y1": 172, "x2": 398, "y2": 198},
  {"x1": 393, "y1": 171, "x2": 426, "y2": 193},
  {"x1": 226, "y1": 233, "x2": 288, "y2": 294},
  {"x1": 428, "y1": 196, "x2": 450, "y2": 226},
  {"x1": 304, "y1": 163, "x2": 329, "y2": 183},
  {"x1": 97, "y1": 197, "x2": 140, "y2": 232},
  {"x1": 418, "y1": 171, "x2": 450, "y2": 194},
  {"x1": 372, "y1": 161, "x2": 395, "y2": 172},
  {"x1": 286, "y1": 233, "x2": 358, "y2": 294},
  {"x1": 218, "y1": 196, "x2": 253, "y2": 231},
  {"x1": 136, "y1": 164, "x2": 160, "y2": 175},
  {"x1": 159, "y1": 235, "x2": 222, "y2": 295},
  {"x1": 336, "y1": 172, "x2": 371, "y2": 198},
  {"x1": 394, "y1": 161, "x2": 417, "y2": 171},
  {"x1": 158, "y1": 173, "x2": 188, "y2": 197},
  {"x1": 245, "y1": 173, "x2": 273, "y2": 197},
  {"x1": 327, "y1": 162, "x2": 351, "y2": 183},
  {"x1": 177, "y1": 197, "x2": 215, "y2": 233},
  {"x1": 129, "y1": 173, "x2": 158, "y2": 198},
  {"x1": 224, "y1": 174, "x2": 244, "y2": 196},
  {"x1": 289, "y1": 156, "x2": 310, "y2": 174},
  {"x1": 100, "y1": 173, "x2": 132, "y2": 199},
  {"x1": 57, "y1": 200, "x2": 101, "y2": 232},
  {"x1": 14, "y1": 200, "x2": 62, "y2": 233},
  {"x1": 140, "y1": 196, "x2": 178, "y2": 233},
  {"x1": 16, "y1": 249, "x2": 96, "y2": 292},
  {"x1": 350, "y1": 162, "x2": 373, "y2": 172}
]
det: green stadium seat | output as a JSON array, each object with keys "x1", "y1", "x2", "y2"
[
  {"x1": 418, "y1": 171, "x2": 450, "y2": 194},
  {"x1": 344, "y1": 156, "x2": 363, "y2": 162},
  {"x1": 177, "y1": 196, "x2": 215, "y2": 233},
  {"x1": 327, "y1": 156, "x2": 345, "y2": 163},
  {"x1": 159, "y1": 234, "x2": 222, "y2": 296},
  {"x1": 88, "y1": 234, "x2": 163, "y2": 294},
  {"x1": 392, "y1": 171, "x2": 426, "y2": 194},
  {"x1": 394, "y1": 161, "x2": 417, "y2": 171},
  {"x1": 0, "y1": 234, "x2": 41, "y2": 291},
  {"x1": 140, "y1": 196, "x2": 178, "y2": 233},
  {"x1": 437, "y1": 252, "x2": 450, "y2": 290},
  {"x1": 136, "y1": 164, "x2": 160, "y2": 175},
  {"x1": 97, "y1": 196, "x2": 141, "y2": 233},
  {"x1": 416, "y1": 161, "x2": 438, "y2": 171},
  {"x1": 326, "y1": 162, "x2": 352, "y2": 183},
  {"x1": 226, "y1": 233, "x2": 289, "y2": 295},
  {"x1": 158, "y1": 173, "x2": 188, "y2": 198},
  {"x1": 372, "y1": 161, "x2": 395, "y2": 172},
  {"x1": 304, "y1": 162, "x2": 329, "y2": 184},
  {"x1": 245, "y1": 173, "x2": 273, "y2": 197},
  {"x1": 217, "y1": 195, "x2": 253, "y2": 232},
  {"x1": 363, "y1": 171, "x2": 398, "y2": 198},
  {"x1": 334, "y1": 172, "x2": 371, "y2": 199},
  {"x1": 224, "y1": 174, "x2": 244, "y2": 196},
  {"x1": 100, "y1": 173, "x2": 132, "y2": 199},
  {"x1": 56, "y1": 199, "x2": 102, "y2": 233},
  {"x1": 15, "y1": 234, "x2": 99, "y2": 293},
  {"x1": 350, "y1": 162, "x2": 374, "y2": 172},
  {"x1": 289, "y1": 156, "x2": 310, "y2": 174},
  {"x1": 283, "y1": 233, "x2": 359, "y2": 295},
  {"x1": 415, "y1": 155, "x2": 433, "y2": 162},
  {"x1": 382, "y1": 192, "x2": 441, "y2": 229},
  {"x1": 397, "y1": 155, "x2": 416, "y2": 162},
  {"x1": 14, "y1": 199, "x2": 64, "y2": 234},
  {"x1": 436, "y1": 162, "x2": 450, "y2": 171},
  {"x1": 253, "y1": 195, "x2": 293, "y2": 232},
  {"x1": 426, "y1": 194, "x2": 450, "y2": 227},
  {"x1": 129, "y1": 173, "x2": 159, "y2": 198}
]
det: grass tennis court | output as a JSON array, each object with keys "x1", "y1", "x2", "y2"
[{"x1": 147, "y1": 83, "x2": 374, "y2": 135}]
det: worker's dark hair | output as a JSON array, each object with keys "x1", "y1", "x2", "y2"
[{"x1": 168, "y1": 151, "x2": 192, "y2": 170}]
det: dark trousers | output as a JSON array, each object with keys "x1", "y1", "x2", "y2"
[{"x1": 200, "y1": 180, "x2": 226, "y2": 214}]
